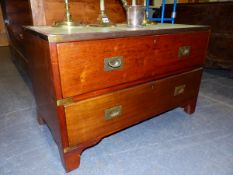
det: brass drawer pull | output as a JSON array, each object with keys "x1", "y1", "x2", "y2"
[
  {"x1": 174, "y1": 84, "x2": 186, "y2": 96},
  {"x1": 104, "y1": 105, "x2": 122, "y2": 120},
  {"x1": 179, "y1": 46, "x2": 191, "y2": 57},
  {"x1": 104, "y1": 56, "x2": 123, "y2": 71}
]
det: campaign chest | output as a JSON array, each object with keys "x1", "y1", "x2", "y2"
[{"x1": 24, "y1": 24, "x2": 210, "y2": 172}]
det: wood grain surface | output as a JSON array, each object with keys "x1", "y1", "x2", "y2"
[
  {"x1": 23, "y1": 27, "x2": 209, "y2": 172},
  {"x1": 65, "y1": 68, "x2": 202, "y2": 146},
  {"x1": 57, "y1": 31, "x2": 209, "y2": 98},
  {"x1": 24, "y1": 31, "x2": 68, "y2": 148}
]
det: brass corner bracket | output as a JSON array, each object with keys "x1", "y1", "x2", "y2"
[{"x1": 56, "y1": 97, "x2": 74, "y2": 106}]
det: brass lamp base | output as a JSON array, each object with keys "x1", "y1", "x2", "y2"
[{"x1": 54, "y1": 20, "x2": 81, "y2": 27}]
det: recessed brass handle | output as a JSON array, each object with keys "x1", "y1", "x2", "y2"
[
  {"x1": 104, "y1": 56, "x2": 123, "y2": 71},
  {"x1": 108, "y1": 58, "x2": 122, "y2": 68},
  {"x1": 179, "y1": 46, "x2": 191, "y2": 57},
  {"x1": 174, "y1": 84, "x2": 186, "y2": 96},
  {"x1": 104, "y1": 105, "x2": 122, "y2": 120}
]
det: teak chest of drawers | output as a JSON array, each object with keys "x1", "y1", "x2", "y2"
[{"x1": 24, "y1": 24, "x2": 210, "y2": 172}]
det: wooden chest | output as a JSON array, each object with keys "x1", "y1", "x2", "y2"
[{"x1": 24, "y1": 24, "x2": 210, "y2": 172}]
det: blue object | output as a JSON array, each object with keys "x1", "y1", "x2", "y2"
[{"x1": 146, "y1": 0, "x2": 177, "y2": 24}]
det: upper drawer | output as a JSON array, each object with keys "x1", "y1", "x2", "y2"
[{"x1": 57, "y1": 31, "x2": 209, "y2": 98}]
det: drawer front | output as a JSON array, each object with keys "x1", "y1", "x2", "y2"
[
  {"x1": 65, "y1": 68, "x2": 202, "y2": 146},
  {"x1": 57, "y1": 32, "x2": 209, "y2": 98}
]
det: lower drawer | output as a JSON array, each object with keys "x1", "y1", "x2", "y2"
[{"x1": 65, "y1": 68, "x2": 203, "y2": 146}]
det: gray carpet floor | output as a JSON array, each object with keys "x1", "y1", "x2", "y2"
[{"x1": 0, "y1": 46, "x2": 233, "y2": 175}]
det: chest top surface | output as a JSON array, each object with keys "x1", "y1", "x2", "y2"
[{"x1": 24, "y1": 23, "x2": 209, "y2": 43}]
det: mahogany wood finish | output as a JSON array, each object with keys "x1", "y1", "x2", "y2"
[
  {"x1": 61, "y1": 138, "x2": 101, "y2": 172},
  {"x1": 65, "y1": 69, "x2": 202, "y2": 146},
  {"x1": 57, "y1": 31, "x2": 209, "y2": 98},
  {"x1": 1, "y1": 0, "x2": 211, "y2": 171},
  {"x1": 23, "y1": 31, "x2": 66, "y2": 148},
  {"x1": 183, "y1": 98, "x2": 198, "y2": 114},
  {"x1": 0, "y1": 0, "x2": 130, "y2": 74},
  {"x1": 166, "y1": 2, "x2": 233, "y2": 69},
  {"x1": 24, "y1": 28, "x2": 210, "y2": 172}
]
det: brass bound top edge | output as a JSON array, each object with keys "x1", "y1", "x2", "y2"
[
  {"x1": 24, "y1": 24, "x2": 210, "y2": 43},
  {"x1": 56, "y1": 97, "x2": 74, "y2": 106}
]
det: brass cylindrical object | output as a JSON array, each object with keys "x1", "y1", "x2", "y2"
[{"x1": 54, "y1": 0, "x2": 80, "y2": 27}]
